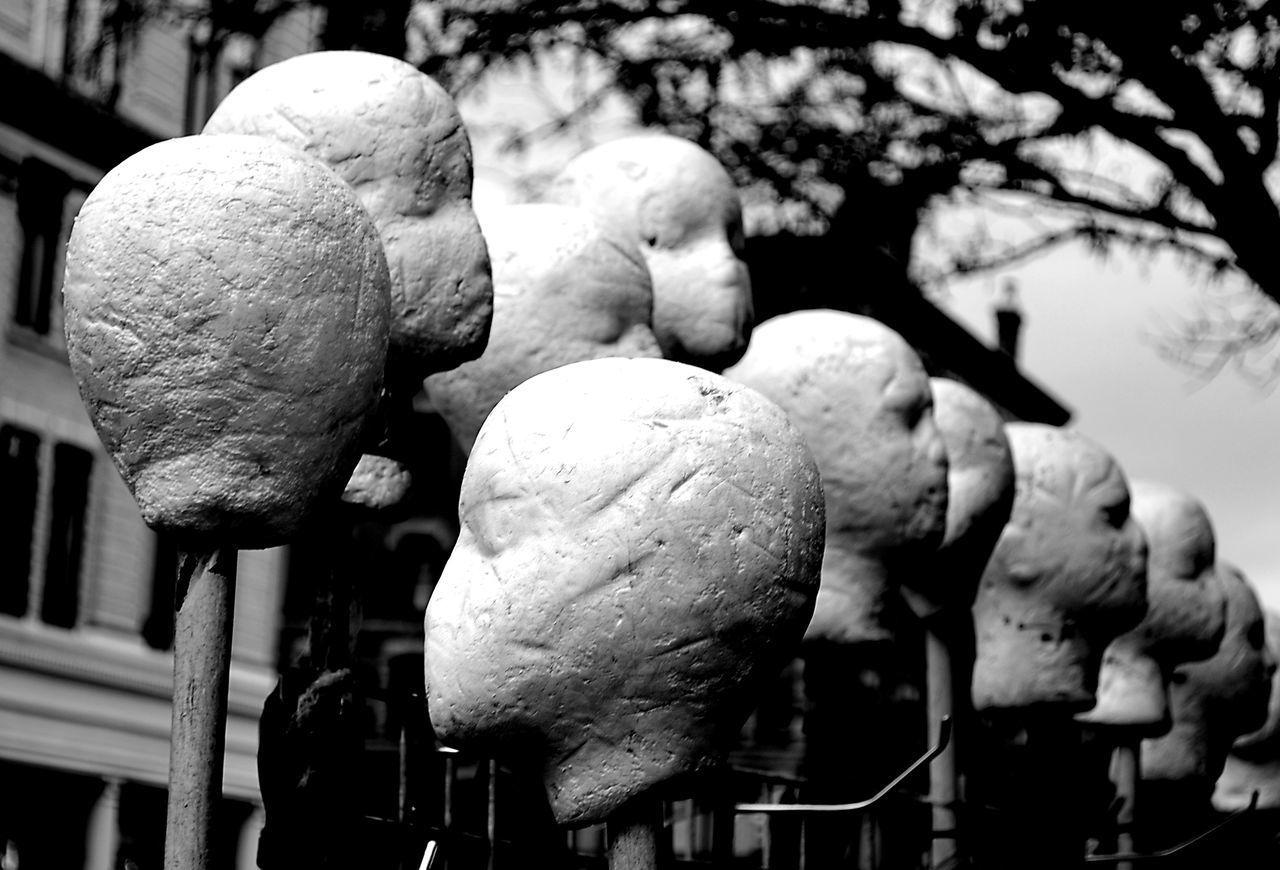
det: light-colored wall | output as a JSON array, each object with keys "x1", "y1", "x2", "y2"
[
  {"x1": 0, "y1": 0, "x2": 323, "y2": 137},
  {"x1": 115, "y1": 20, "x2": 189, "y2": 136},
  {"x1": 0, "y1": 0, "x2": 61, "y2": 75},
  {"x1": 257, "y1": 4, "x2": 324, "y2": 69}
]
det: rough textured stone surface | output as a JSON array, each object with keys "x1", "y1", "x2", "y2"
[
  {"x1": 724, "y1": 310, "x2": 948, "y2": 645},
  {"x1": 1213, "y1": 608, "x2": 1280, "y2": 809},
  {"x1": 545, "y1": 133, "x2": 752, "y2": 371},
  {"x1": 425, "y1": 357, "x2": 825, "y2": 826},
  {"x1": 204, "y1": 49, "x2": 492, "y2": 379},
  {"x1": 341, "y1": 454, "x2": 413, "y2": 509},
  {"x1": 1142, "y1": 564, "x2": 1273, "y2": 793},
  {"x1": 972, "y1": 424, "x2": 1148, "y2": 712},
  {"x1": 1077, "y1": 480, "x2": 1227, "y2": 731},
  {"x1": 64, "y1": 135, "x2": 391, "y2": 549},
  {"x1": 424, "y1": 204, "x2": 662, "y2": 453},
  {"x1": 919, "y1": 377, "x2": 1015, "y2": 621}
]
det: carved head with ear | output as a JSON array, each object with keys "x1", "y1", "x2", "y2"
[
  {"x1": 971, "y1": 424, "x2": 1148, "y2": 713},
  {"x1": 546, "y1": 133, "x2": 753, "y2": 372}
]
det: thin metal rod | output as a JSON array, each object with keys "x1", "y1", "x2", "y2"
[
  {"x1": 1084, "y1": 792, "x2": 1258, "y2": 864},
  {"x1": 926, "y1": 627, "x2": 959, "y2": 870},
  {"x1": 1111, "y1": 740, "x2": 1138, "y2": 870},
  {"x1": 443, "y1": 753, "x2": 455, "y2": 830},
  {"x1": 164, "y1": 547, "x2": 237, "y2": 870},
  {"x1": 736, "y1": 716, "x2": 952, "y2": 815},
  {"x1": 399, "y1": 723, "x2": 409, "y2": 825},
  {"x1": 486, "y1": 758, "x2": 498, "y2": 870}
]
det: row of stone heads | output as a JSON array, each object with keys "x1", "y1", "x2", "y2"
[{"x1": 60, "y1": 49, "x2": 1278, "y2": 829}]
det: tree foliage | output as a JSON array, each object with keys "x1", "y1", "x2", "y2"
[
  {"x1": 80, "y1": 0, "x2": 1280, "y2": 367},
  {"x1": 415, "y1": 1, "x2": 1280, "y2": 334}
]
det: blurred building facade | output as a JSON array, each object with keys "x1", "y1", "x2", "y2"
[{"x1": 0, "y1": 2, "x2": 321, "y2": 867}]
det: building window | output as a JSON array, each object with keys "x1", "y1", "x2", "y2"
[
  {"x1": 0, "y1": 423, "x2": 94, "y2": 628},
  {"x1": 0, "y1": 424, "x2": 40, "y2": 617},
  {"x1": 41, "y1": 443, "x2": 94, "y2": 628},
  {"x1": 142, "y1": 533, "x2": 178, "y2": 650},
  {"x1": 13, "y1": 158, "x2": 73, "y2": 337}
]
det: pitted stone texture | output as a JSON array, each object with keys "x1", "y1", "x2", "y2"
[
  {"x1": 64, "y1": 135, "x2": 391, "y2": 549},
  {"x1": 1078, "y1": 480, "x2": 1226, "y2": 731},
  {"x1": 724, "y1": 310, "x2": 948, "y2": 645},
  {"x1": 342, "y1": 454, "x2": 413, "y2": 509},
  {"x1": 1212, "y1": 608, "x2": 1280, "y2": 809},
  {"x1": 545, "y1": 133, "x2": 752, "y2": 371},
  {"x1": 425, "y1": 357, "x2": 824, "y2": 826},
  {"x1": 1142, "y1": 564, "x2": 1273, "y2": 794},
  {"x1": 204, "y1": 49, "x2": 492, "y2": 379},
  {"x1": 424, "y1": 204, "x2": 661, "y2": 453},
  {"x1": 921, "y1": 378, "x2": 1015, "y2": 621},
  {"x1": 972, "y1": 424, "x2": 1148, "y2": 712}
]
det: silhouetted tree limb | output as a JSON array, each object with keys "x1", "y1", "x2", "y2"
[
  {"x1": 69, "y1": 0, "x2": 1280, "y2": 361},
  {"x1": 419, "y1": 0, "x2": 1280, "y2": 329}
]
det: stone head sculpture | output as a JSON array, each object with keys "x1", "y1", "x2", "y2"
[
  {"x1": 1077, "y1": 480, "x2": 1226, "y2": 733},
  {"x1": 63, "y1": 135, "x2": 391, "y2": 548},
  {"x1": 724, "y1": 310, "x2": 949, "y2": 646},
  {"x1": 920, "y1": 378, "x2": 1015, "y2": 624},
  {"x1": 425, "y1": 357, "x2": 825, "y2": 826},
  {"x1": 1213, "y1": 607, "x2": 1280, "y2": 809},
  {"x1": 1141, "y1": 563, "x2": 1273, "y2": 796},
  {"x1": 972, "y1": 424, "x2": 1148, "y2": 713},
  {"x1": 545, "y1": 133, "x2": 752, "y2": 371},
  {"x1": 204, "y1": 50, "x2": 492, "y2": 384},
  {"x1": 424, "y1": 204, "x2": 662, "y2": 453}
]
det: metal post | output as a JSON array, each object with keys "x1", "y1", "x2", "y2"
[
  {"x1": 1110, "y1": 740, "x2": 1138, "y2": 870},
  {"x1": 486, "y1": 758, "x2": 498, "y2": 870},
  {"x1": 926, "y1": 627, "x2": 959, "y2": 869}
]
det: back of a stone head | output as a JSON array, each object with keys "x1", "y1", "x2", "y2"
[
  {"x1": 1213, "y1": 607, "x2": 1280, "y2": 810},
  {"x1": 546, "y1": 133, "x2": 753, "y2": 372},
  {"x1": 424, "y1": 204, "x2": 662, "y2": 453},
  {"x1": 725, "y1": 309, "x2": 948, "y2": 645},
  {"x1": 1142, "y1": 563, "x2": 1273, "y2": 792},
  {"x1": 1077, "y1": 480, "x2": 1225, "y2": 730},
  {"x1": 972, "y1": 424, "x2": 1148, "y2": 712},
  {"x1": 922, "y1": 377, "x2": 1015, "y2": 620},
  {"x1": 205, "y1": 50, "x2": 492, "y2": 378}
]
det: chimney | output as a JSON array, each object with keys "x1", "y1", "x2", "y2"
[{"x1": 994, "y1": 278, "x2": 1023, "y2": 362}]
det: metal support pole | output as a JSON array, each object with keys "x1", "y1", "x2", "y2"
[{"x1": 926, "y1": 627, "x2": 959, "y2": 869}]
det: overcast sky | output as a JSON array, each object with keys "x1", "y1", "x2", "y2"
[{"x1": 939, "y1": 246, "x2": 1280, "y2": 611}]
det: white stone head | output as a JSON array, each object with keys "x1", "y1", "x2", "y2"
[
  {"x1": 423, "y1": 204, "x2": 662, "y2": 453},
  {"x1": 1077, "y1": 480, "x2": 1226, "y2": 732},
  {"x1": 205, "y1": 50, "x2": 492, "y2": 383},
  {"x1": 545, "y1": 133, "x2": 752, "y2": 371},
  {"x1": 724, "y1": 310, "x2": 949, "y2": 645},
  {"x1": 920, "y1": 378, "x2": 1015, "y2": 623},
  {"x1": 63, "y1": 135, "x2": 391, "y2": 548},
  {"x1": 425, "y1": 357, "x2": 825, "y2": 826},
  {"x1": 1212, "y1": 607, "x2": 1280, "y2": 810},
  {"x1": 971, "y1": 424, "x2": 1148, "y2": 713},
  {"x1": 1142, "y1": 564, "x2": 1274, "y2": 797}
]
